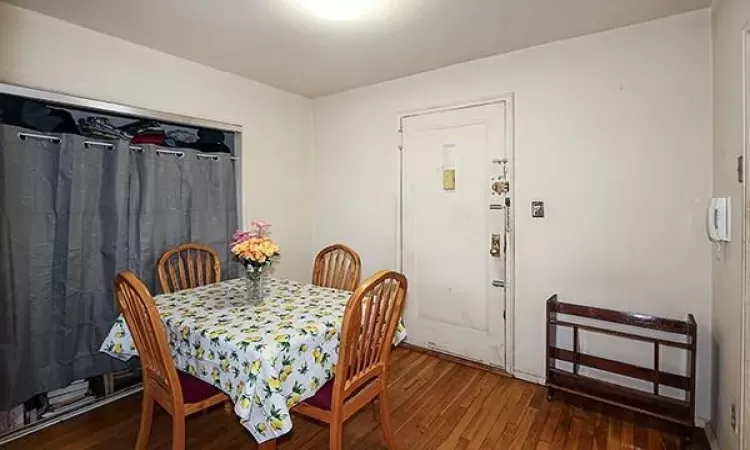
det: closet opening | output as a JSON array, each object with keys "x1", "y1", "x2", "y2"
[{"x1": 0, "y1": 82, "x2": 243, "y2": 442}]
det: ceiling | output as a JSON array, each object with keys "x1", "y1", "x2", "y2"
[{"x1": 5, "y1": 0, "x2": 710, "y2": 98}]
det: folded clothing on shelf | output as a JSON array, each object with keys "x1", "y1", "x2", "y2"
[
  {"x1": 119, "y1": 119, "x2": 162, "y2": 137},
  {"x1": 186, "y1": 128, "x2": 230, "y2": 153},
  {"x1": 165, "y1": 129, "x2": 198, "y2": 147},
  {"x1": 197, "y1": 129, "x2": 224, "y2": 143},
  {"x1": 189, "y1": 142, "x2": 231, "y2": 153},
  {"x1": 0, "y1": 98, "x2": 78, "y2": 134},
  {"x1": 78, "y1": 117, "x2": 132, "y2": 140}
]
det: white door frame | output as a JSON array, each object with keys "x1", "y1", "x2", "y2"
[
  {"x1": 741, "y1": 21, "x2": 750, "y2": 450},
  {"x1": 395, "y1": 93, "x2": 516, "y2": 374}
]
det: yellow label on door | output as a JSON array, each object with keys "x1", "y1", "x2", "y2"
[{"x1": 443, "y1": 169, "x2": 456, "y2": 190}]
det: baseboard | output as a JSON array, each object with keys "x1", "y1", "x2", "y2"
[
  {"x1": 401, "y1": 343, "x2": 546, "y2": 385},
  {"x1": 399, "y1": 342, "x2": 511, "y2": 377},
  {"x1": 512, "y1": 369, "x2": 546, "y2": 385},
  {"x1": 703, "y1": 423, "x2": 721, "y2": 450}
]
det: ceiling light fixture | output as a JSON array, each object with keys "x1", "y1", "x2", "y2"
[{"x1": 297, "y1": 0, "x2": 374, "y2": 21}]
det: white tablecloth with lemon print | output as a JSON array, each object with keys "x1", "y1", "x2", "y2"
[{"x1": 100, "y1": 278, "x2": 406, "y2": 443}]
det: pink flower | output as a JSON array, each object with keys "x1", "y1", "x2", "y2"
[
  {"x1": 251, "y1": 220, "x2": 272, "y2": 236},
  {"x1": 231, "y1": 230, "x2": 256, "y2": 246},
  {"x1": 231, "y1": 221, "x2": 272, "y2": 248}
]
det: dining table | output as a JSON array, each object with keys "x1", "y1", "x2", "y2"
[{"x1": 100, "y1": 277, "x2": 407, "y2": 447}]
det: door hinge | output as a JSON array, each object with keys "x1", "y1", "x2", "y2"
[
  {"x1": 503, "y1": 310, "x2": 506, "y2": 320},
  {"x1": 738, "y1": 155, "x2": 744, "y2": 183},
  {"x1": 398, "y1": 145, "x2": 403, "y2": 152}
]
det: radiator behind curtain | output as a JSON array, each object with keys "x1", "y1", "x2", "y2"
[{"x1": 0, "y1": 125, "x2": 238, "y2": 409}]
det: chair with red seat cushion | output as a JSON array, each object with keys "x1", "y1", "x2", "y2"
[
  {"x1": 114, "y1": 271, "x2": 230, "y2": 450},
  {"x1": 292, "y1": 270, "x2": 408, "y2": 450},
  {"x1": 177, "y1": 370, "x2": 224, "y2": 404},
  {"x1": 304, "y1": 378, "x2": 374, "y2": 412},
  {"x1": 304, "y1": 379, "x2": 334, "y2": 410}
]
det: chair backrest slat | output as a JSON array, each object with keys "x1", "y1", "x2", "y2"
[
  {"x1": 114, "y1": 271, "x2": 182, "y2": 401},
  {"x1": 334, "y1": 270, "x2": 407, "y2": 399},
  {"x1": 195, "y1": 251, "x2": 204, "y2": 286},
  {"x1": 157, "y1": 243, "x2": 222, "y2": 294},
  {"x1": 185, "y1": 249, "x2": 196, "y2": 288},
  {"x1": 312, "y1": 244, "x2": 362, "y2": 291}
]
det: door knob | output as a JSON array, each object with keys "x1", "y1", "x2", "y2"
[
  {"x1": 490, "y1": 234, "x2": 502, "y2": 257},
  {"x1": 491, "y1": 180, "x2": 509, "y2": 195}
]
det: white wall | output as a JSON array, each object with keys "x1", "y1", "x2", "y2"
[
  {"x1": 711, "y1": 0, "x2": 750, "y2": 447},
  {"x1": 0, "y1": 2, "x2": 315, "y2": 281},
  {"x1": 0, "y1": 0, "x2": 717, "y2": 429},
  {"x1": 312, "y1": 10, "x2": 713, "y2": 422}
]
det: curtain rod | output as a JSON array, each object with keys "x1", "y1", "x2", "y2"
[{"x1": 15, "y1": 133, "x2": 239, "y2": 161}]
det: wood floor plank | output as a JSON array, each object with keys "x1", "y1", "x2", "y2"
[
  {"x1": 620, "y1": 411, "x2": 635, "y2": 450},
  {"x1": 419, "y1": 372, "x2": 504, "y2": 450},
  {"x1": 488, "y1": 383, "x2": 536, "y2": 449},
  {"x1": 606, "y1": 408, "x2": 623, "y2": 450},
  {"x1": 502, "y1": 386, "x2": 541, "y2": 448},
  {"x1": 478, "y1": 383, "x2": 528, "y2": 450},
  {"x1": 592, "y1": 406, "x2": 610, "y2": 450},
  {"x1": 434, "y1": 372, "x2": 502, "y2": 450},
  {"x1": 519, "y1": 390, "x2": 553, "y2": 450},
  {"x1": 537, "y1": 399, "x2": 563, "y2": 444},
  {"x1": 634, "y1": 416, "x2": 649, "y2": 450},
  {"x1": 576, "y1": 404, "x2": 601, "y2": 450},
  {"x1": 562, "y1": 406, "x2": 585, "y2": 450},
  {"x1": 349, "y1": 358, "x2": 457, "y2": 449},
  {"x1": 647, "y1": 426, "x2": 664, "y2": 450},
  {"x1": 535, "y1": 441, "x2": 552, "y2": 450},
  {"x1": 464, "y1": 381, "x2": 512, "y2": 449},
  {"x1": 4, "y1": 349, "x2": 709, "y2": 450},
  {"x1": 549, "y1": 401, "x2": 573, "y2": 446},
  {"x1": 393, "y1": 365, "x2": 479, "y2": 449}
]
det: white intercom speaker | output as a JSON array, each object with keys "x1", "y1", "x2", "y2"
[{"x1": 707, "y1": 197, "x2": 731, "y2": 242}]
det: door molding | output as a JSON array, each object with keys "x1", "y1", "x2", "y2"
[
  {"x1": 395, "y1": 93, "x2": 516, "y2": 375},
  {"x1": 742, "y1": 21, "x2": 750, "y2": 450}
]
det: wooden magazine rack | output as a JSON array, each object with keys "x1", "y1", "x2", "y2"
[{"x1": 546, "y1": 295, "x2": 697, "y2": 431}]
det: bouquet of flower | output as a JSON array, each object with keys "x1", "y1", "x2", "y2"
[{"x1": 230, "y1": 220, "x2": 280, "y2": 269}]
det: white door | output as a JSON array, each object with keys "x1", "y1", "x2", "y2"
[{"x1": 401, "y1": 102, "x2": 509, "y2": 368}]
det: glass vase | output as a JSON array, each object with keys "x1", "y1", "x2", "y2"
[{"x1": 244, "y1": 265, "x2": 267, "y2": 305}]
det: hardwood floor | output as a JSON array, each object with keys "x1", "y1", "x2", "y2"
[{"x1": 5, "y1": 348, "x2": 709, "y2": 449}]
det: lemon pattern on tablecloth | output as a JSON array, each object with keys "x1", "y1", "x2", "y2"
[{"x1": 100, "y1": 277, "x2": 406, "y2": 443}]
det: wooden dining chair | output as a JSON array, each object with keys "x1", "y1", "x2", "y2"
[
  {"x1": 293, "y1": 270, "x2": 408, "y2": 450},
  {"x1": 157, "y1": 243, "x2": 222, "y2": 294},
  {"x1": 312, "y1": 244, "x2": 362, "y2": 291},
  {"x1": 114, "y1": 271, "x2": 230, "y2": 450}
]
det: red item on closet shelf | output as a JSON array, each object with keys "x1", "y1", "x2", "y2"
[{"x1": 132, "y1": 133, "x2": 166, "y2": 145}]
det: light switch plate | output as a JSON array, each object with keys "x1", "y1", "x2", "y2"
[{"x1": 531, "y1": 201, "x2": 544, "y2": 218}]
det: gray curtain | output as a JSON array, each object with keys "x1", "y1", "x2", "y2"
[
  {"x1": 0, "y1": 126, "x2": 238, "y2": 409},
  {"x1": 128, "y1": 145, "x2": 238, "y2": 291}
]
